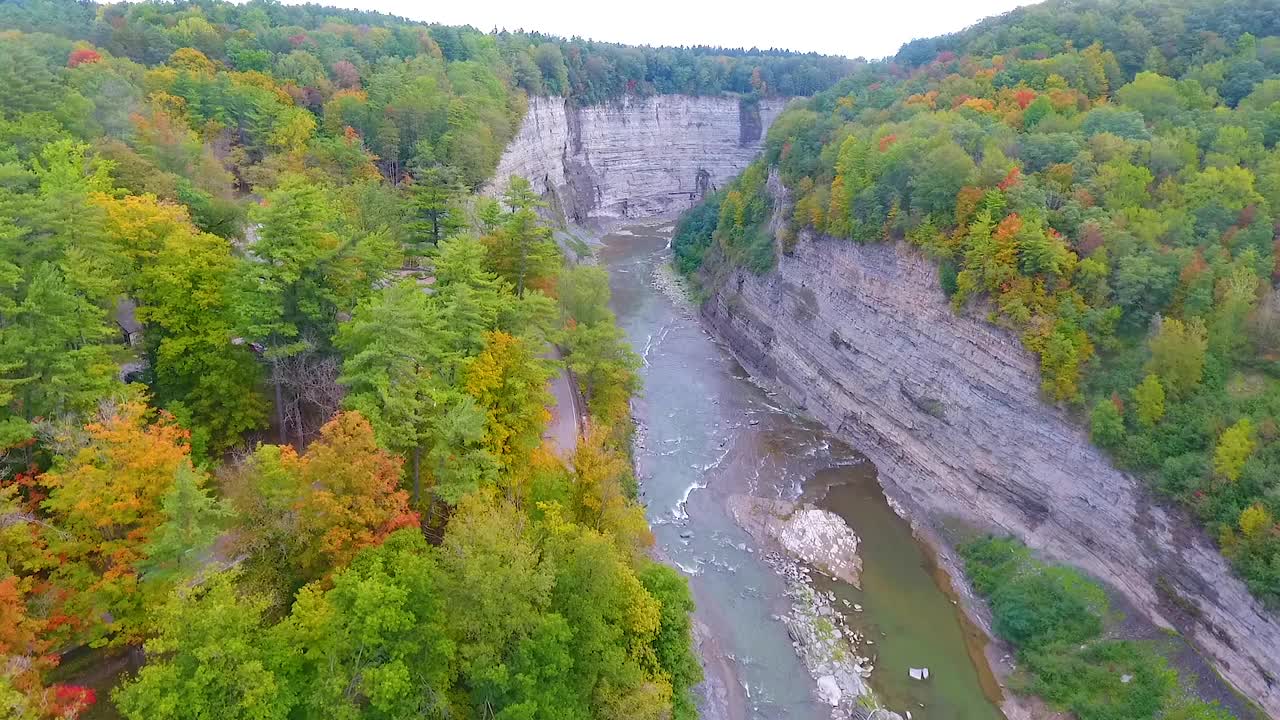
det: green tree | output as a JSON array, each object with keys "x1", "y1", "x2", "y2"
[
  {"x1": 639, "y1": 564, "x2": 703, "y2": 720},
  {"x1": 559, "y1": 264, "x2": 615, "y2": 327},
  {"x1": 563, "y1": 321, "x2": 641, "y2": 419},
  {"x1": 1145, "y1": 317, "x2": 1207, "y2": 399},
  {"x1": 910, "y1": 142, "x2": 976, "y2": 217},
  {"x1": 421, "y1": 394, "x2": 497, "y2": 505},
  {"x1": 485, "y1": 177, "x2": 560, "y2": 297},
  {"x1": 138, "y1": 463, "x2": 231, "y2": 586},
  {"x1": 1211, "y1": 263, "x2": 1261, "y2": 360},
  {"x1": 114, "y1": 574, "x2": 293, "y2": 720},
  {"x1": 541, "y1": 518, "x2": 666, "y2": 720},
  {"x1": 0, "y1": 262, "x2": 118, "y2": 450},
  {"x1": 437, "y1": 492, "x2": 552, "y2": 705},
  {"x1": 0, "y1": 142, "x2": 123, "y2": 452},
  {"x1": 1133, "y1": 374, "x2": 1166, "y2": 428},
  {"x1": 277, "y1": 529, "x2": 454, "y2": 720},
  {"x1": 340, "y1": 277, "x2": 500, "y2": 509},
  {"x1": 407, "y1": 165, "x2": 465, "y2": 248},
  {"x1": 337, "y1": 280, "x2": 449, "y2": 505},
  {"x1": 475, "y1": 196, "x2": 504, "y2": 234},
  {"x1": 238, "y1": 176, "x2": 344, "y2": 443},
  {"x1": 1095, "y1": 158, "x2": 1154, "y2": 211},
  {"x1": 431, "y1": 234, "x2": 513, "y2": 355},
  {"x1": 1213, "y1": 418, "x2": 1256, "y2": 482},
  {"x1": 238, "y1": 175, "x2": 396, "y2": 445},
  {"x1": 534, "y1": 44, "x2": 570, "y2": 95},
  {"x1": 1116, "y1": 71, "x2": 1187, "y2": 122},
  {"x1": 1090, "y1": 397, "x2": 1126, "y2": 447}
]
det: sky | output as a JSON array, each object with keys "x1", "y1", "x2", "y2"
[{"x1": 277, "y1": 0, "x2": 1042, "y2": 59}]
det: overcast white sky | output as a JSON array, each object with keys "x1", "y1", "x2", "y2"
[{"x1": 283, "y1": 0, "x2": 1041, "y2": 59}]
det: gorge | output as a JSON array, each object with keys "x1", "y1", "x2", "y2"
[
  {"x1": 490, "y1": 95, "x2": 1279, "y2": 718},
  {"x1": 6, "y1": 2, "x2": 1280, "y2": 719}
]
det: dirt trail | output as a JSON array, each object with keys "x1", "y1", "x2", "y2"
[{"x1": 543, "y1": 345, "x2": 582, "y2": 457}]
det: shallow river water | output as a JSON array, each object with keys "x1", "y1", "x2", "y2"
[{"x1": 600, "y1": 225, "x2": 1006, "y2": 720}]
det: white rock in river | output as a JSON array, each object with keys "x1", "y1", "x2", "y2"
[
  {"x1": 816, "y1": 675, "x2": 842, "y2": 706},
  {"x1": 726, "y1": 495, "x2": 862, "y2": 587}
]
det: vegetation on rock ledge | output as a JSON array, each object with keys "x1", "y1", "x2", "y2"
[{"x1": 962, "y1": 536, "x2": 1237, "y2": 720}]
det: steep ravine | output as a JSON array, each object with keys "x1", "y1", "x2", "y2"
[
  {"x1": 490, "y1": 95, "x2": 787, "y2": 222},
  {"x1": 700, "y1": 181, "x2": 1280, "y2": 717},
  {"x1": 489, "y1": 94, "x2": 1277, "y2": 717}
]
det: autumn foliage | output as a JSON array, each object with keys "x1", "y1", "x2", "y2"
[
  {"x1": 673, "y1": 0, "x2": 1280, "y2": 611},
  {"x1": 291, "y1": 412, "x2": 418, "y2": 575},
  {"x1": 66, "y1": 48, "x2": 101, "y2": 68}
]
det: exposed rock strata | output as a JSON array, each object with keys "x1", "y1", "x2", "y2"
[
  {"x1": 490, "y1": 95, "x2": 787, "y2": 222},
  {"x1": 702, "y1": 219, "x2": 1280, "y2": 716}
]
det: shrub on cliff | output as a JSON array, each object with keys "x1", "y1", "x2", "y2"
[
  {"x1": 961, "y1": 536, "x2": 1235, "y2": 720},
  {"x1": 961, "y1": 536, "x2": 1106, "y2": 651}
]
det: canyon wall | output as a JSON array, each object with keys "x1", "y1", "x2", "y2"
[
  {"x1": 700, "y1": 180, "x2": 1280, "y2": 716},
  {"x1": 490, "y1": 95, "x2": 787, "y2": 222}
]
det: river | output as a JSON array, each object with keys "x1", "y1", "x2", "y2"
[{"x1": 600, "y1": 224, "x2": 1007, "y2": 720}]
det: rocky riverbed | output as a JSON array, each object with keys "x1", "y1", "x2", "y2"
[
  {"x1": 603, "y1": 224, "x2": 1007, "y2": 720},
  {"x1": 727, "y1": 494, "x2": 903, "y2": 719}
]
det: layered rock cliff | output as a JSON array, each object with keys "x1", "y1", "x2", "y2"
[
  {"x1": 490, "y1": 95, "x2": 787, "y2": 222},
  {"x1": 700, "y1": 187, "x2": 1280, "y2": 715}
]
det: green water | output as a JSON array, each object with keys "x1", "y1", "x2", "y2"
[{"x1": 808, "y1": 469, "x2": 1005, "y2": 720}]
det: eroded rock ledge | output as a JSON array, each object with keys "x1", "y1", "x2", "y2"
[{"x1": 702, "y1": 222, "x2": 1280, "y2": 716}]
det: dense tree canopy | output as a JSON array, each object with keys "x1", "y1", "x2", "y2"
[
  {"x1": 0, "y1": 0, "x2": 853, "y2": 187},
  {"x1": 0, "y1": 2, "x2": 697, "y2": 716}
]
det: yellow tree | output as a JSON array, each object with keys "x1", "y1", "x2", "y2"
[
  {"x1": 1146, "y1": 317, "x2": 1207, "y2": 399},
  {"x1": 1133, "y1": 373, "x2": 1166, "y2": 427},
  {"x1": 40, "y1": 402, "x2": 194, "y2": 645},
  {"x1": 1213, "y1": 418, "x2": 1256, "y2": 482},
  {"x1": 463, "y1": 331, "x2": 552, "y2": 473},
  {"x1": 95, "y1": 193, "x2": 266, "y2": 455},
  {"x1": 568, "y1": 428, "x2": 652, "y2": 555}
]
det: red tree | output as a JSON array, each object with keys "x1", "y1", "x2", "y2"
[{"x1": 67, "y1": 48, "x2": 102, "y2": 68}]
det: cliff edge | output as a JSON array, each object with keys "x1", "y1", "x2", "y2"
[{"x1": 700, "y1": 198, "x2": 1280, "y2": 715}]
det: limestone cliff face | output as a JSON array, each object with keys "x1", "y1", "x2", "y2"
[
  {"x1": 490, "y1": 95, "x2": 787, "y2": 221},
  {"x1": 701, "y1": 216, "x2": 1280, "y2": 715}
]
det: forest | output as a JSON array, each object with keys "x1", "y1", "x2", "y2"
[
  {"x1": 676, "y1": 0, "x2": 1280, "y2": 612},
  {"x1": 0, "y1": 0, "x2": 863, "y2": 717}
]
